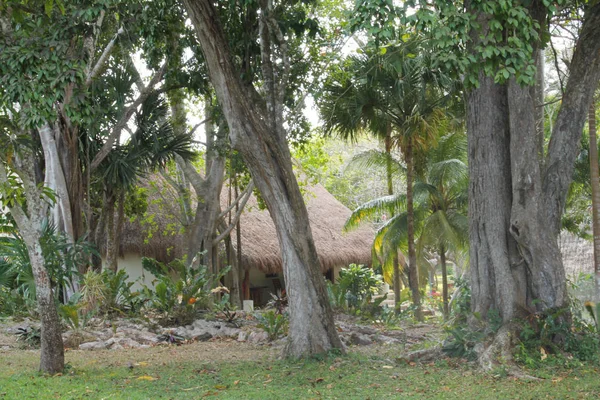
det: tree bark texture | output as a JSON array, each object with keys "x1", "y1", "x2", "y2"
[
  {"x1": 588, "y1": 96, "x2": 600, "y2": 300},
  {"x1": 182, "y1": 0, "x2": 343, "y2": 357},
  {"x1": 440, "y1": 245, "x2": 448, "y2": 319},
  {"x1": 468, "y1": 3, "x2": 600, "y2": 329},
  {"x1": 0, "y1": 149, "x2": 65, "y2": 374}
]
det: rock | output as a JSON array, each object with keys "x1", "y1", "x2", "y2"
[
  {"x1": 110, "y1": 343, "x2": 124, "y2": 350},
  {"x1": 117, "y1": 338, "x2": 142, "y2": 348},
  {"x1": 193, "y1": 332, "x2": 213, "y2": 342},
  {"x1": 237, "y1": 331, "x2": 248, "y2": 342},
  {"x1": 247, "y1": 331, "x2": 269, "y2": 344},
  {"x1": 422, "y1": 308, "x2": 435, "y2": 317},
  {"x1": 349, "y1": 332, "x2": 373, "y2": 346},
  {"x1": 372, "y1": 334, "x2": 399, "y2": 345},
  {"x1": 132, "y1": 331, "x2": 160, "y2": 345},
  {"x1": 62, "y1": 331, "x2": 97, "y2": 348},
  {"x1": 79, "y1": 341, "x2": 109, "y2": 351},
  {"x1": 355, "y1": 326, "x2": 378, "y2": 335}
]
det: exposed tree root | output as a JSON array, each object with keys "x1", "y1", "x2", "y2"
[
  {"x1": 399, "y1": 347, "x2": 444, "y2": 363},
  {"x1": 475, "y1": 325, "x2": 540, "y2": 381}
]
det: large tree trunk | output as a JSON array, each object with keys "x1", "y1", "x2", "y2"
[
  {"x1": 467, "y1": 2, "x2": 600, "y2": 368},
  {"x1": 589, "y1": 96, "x2": 600, "y2": 300},
  {"x1": 405, "y1": 138, "x2": 423, "y2": 321},
  {"x1": 182, "y1": 0, "x2": 343, "y2": 357}
]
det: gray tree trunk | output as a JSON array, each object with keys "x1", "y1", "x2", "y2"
[
  {"x1": 182, "y1": 0, "x2": 343, "y2": 357},
  {"x1": 588, "y1": 95, "x2": 600, "y2": 300},
  {"x1": 0, "y1": 148, "x2": 65, "y2": 374},
  {"x1": 467, "y1": 2, "x2": 600, "y2": 366}
]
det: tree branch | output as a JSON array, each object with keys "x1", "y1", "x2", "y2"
[
  {"x1": 213, "y1": 180, "x2": 254, "y2": 245},
  {"x1": 175, "y1": 155, "x2": 206, "y2": 196},
  {"x1": 217, "y1": 179, "x2": 254, "y2": 221},
  {"x1": 85, "y1": 24, "x2": 124, "y2": 87},
  {"x1": 89, "y1": 62, "x2": 167, "y2": 171}
]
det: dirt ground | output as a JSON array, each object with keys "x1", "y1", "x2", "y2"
[{"x1": 0, "y1": 316, "x2": 443, "y2": 370}]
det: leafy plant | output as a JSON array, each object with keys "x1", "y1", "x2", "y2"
[
  {"x1": 157, "y1": 331, "x2": 185, "y2": 345},
  {"x1": 101, "y1": 269, "x2": 139, "y2": 314},
  {"x1": 140, "y1": 256, "x2": 229, "y2": 326},
  {"x1": 326, "y1": 279, "x2": 346, "y2": 311},
  {"x1": 80, "y1": 270, "x2": 107, "y2": 313},
  {"x1": 15, "y1": 326, "x2": 41, "y2": 348},
  {"x1": 213, "y1": 292, "x2": 239, "y2": 325},
  {"x1": 335, "y1": 264, "x2": 382, "y2": 311},
  {"x1": 255, "y1": 310, "x2": 288, "y2": 341},
  {"x1": 266, "y1": 289, "x2": 288, "y2": 315},
  {"x1": 58, "y1": 292, "x2": 94, "y2": 330}
]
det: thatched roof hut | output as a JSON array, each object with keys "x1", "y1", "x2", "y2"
[
  {"x1": 109, "y1": 177, "x2": 375, "y2": 273},
  {"x1": 234, "y1": 184, "x2": 375, "y2": 273},
  {"x1": 559, "y1": 231, "x2": 593, "y2": 277}
]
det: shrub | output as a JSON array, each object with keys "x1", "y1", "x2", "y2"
[
  {"x1": 327, "y1": 264, "x2": 383, "y2": 315},
  {"x1": 255, "y1": 310, "x2": 288, "y2": 341},
  {"x1": 100, "y1": 269, "x2": 140, "y2": 314},
  {"x1": 140, "y1": 256, "x2": 229, "y2": 326},
  {"x1": 58, "y1": 292, "x2": 95, "y2": 330}
]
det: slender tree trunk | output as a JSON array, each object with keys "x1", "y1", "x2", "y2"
[
  {"x1": 105, "y1": 192, "x2": 118, "y2": 272},
  {"x1": 440, "y1": 244, "x2": 448, "y2": 320},
  {"x1": 385, "y1": 126, "x2": 402, "y2": 312},
  {"x1": 181, "y1": 116, "x2": 225, "y2": 271},
  {"x1": 0, "y1": 151, "x2": 65, "y2": 374},
  {"x1": 26, "y1": 236, "x2": 65, "y2": 374},
  {"x1": 535, "y1": 48, "x2": 545, "y2": 161},
  {"x1": 589, "y1": 96, "x2": 600, "y2": 300},
  {"x1": 183, "y1": 0, "x2": 343, "y2": 357},
  {"x1": 405, "y1": 138, "x2": 423, "y2": 321}
]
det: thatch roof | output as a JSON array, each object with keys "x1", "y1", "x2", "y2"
[
  {"x1": 98, "y1": 176, "x2": 186, "y2": 263},
  {"x1": 233, "y1": 184, "x2": 375, "y2": 273},
  {"x1": 559, "y1": 231, "x2": 593, "y2": 277},
  {"x1": 108, "y1": 176, "x2": 375, "y2": 272}
]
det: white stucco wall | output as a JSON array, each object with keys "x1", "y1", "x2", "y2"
[{"x1": 116, "y1": 253, "x2": 158, "y2": 291}]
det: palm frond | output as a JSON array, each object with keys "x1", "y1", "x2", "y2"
[
  {"x1": 344, "y1": 194, "x2": 407, "y2": 232},
  {"x1": 344, "y1": 149, "x2": 405, "y2": 177}
]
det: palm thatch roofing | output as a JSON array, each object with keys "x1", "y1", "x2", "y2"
[
  {"x1": 559, "y1": 231, "x2": 593, "y2": 277},
  {"x1": 110, "y1": 176, "x2": 375, "y2": 273},
  {"x1": 234, "y1": 184, "x2": 375, "y2": 273}
]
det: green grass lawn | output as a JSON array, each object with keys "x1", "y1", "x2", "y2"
[{"x1": 1, "y1": 342, "x2": 598, "y2": 399}]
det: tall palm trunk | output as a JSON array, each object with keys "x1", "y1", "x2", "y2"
[
  {"x1": 440, "y1": 244, "x2": 449, "y2": 319},
  {"x1": 589, "y1": 97, "x2": 600, "y2": 300},
  {"x1": 385, "y1": 127, "x2": 402, "y2": 311},
  {"x1": 405, "y1": 138, "x2": 423, "y2": 321}
]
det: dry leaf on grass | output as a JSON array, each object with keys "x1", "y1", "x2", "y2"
[{"x1": 136, "y1": 375, "x2": 158, "y2": 381}]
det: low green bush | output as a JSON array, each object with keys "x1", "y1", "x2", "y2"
[
  {"x1": 255, "y1": 310, "x2": 288, "y2": 341},
  {"x1": 139, "y1": 256, "x2": 229, "y2": 326}
]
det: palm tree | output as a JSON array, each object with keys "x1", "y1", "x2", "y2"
[
  {"x1": 319, "y1": 38, "x2": 453, "y2": 319},
  {"x1": 92, "y1": 92, "x2": 194, "y2": 271},
  {"x1": 415, "y1": 132, "x2": 468, "y2": 319},
  {"x1": 345, "y1": 132, "x2": 468, "y2": 318}
]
